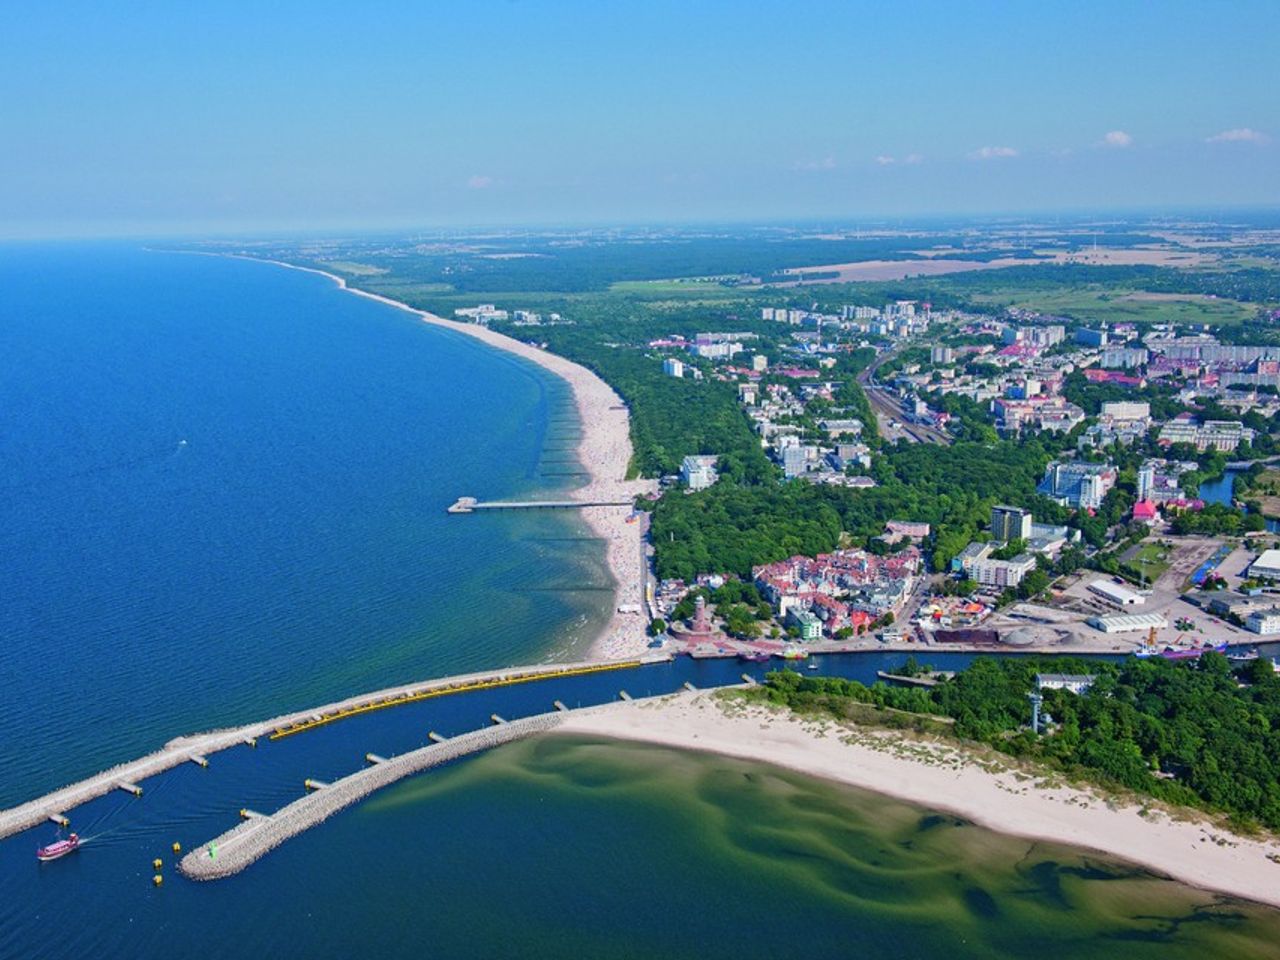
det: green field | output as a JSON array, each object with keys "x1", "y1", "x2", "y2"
[
  {"x1": 318, "y1": 260, "x2": 390, "y2": 276},
  {"x1": 968, "y1": 285, "x2": 1258, "y2": 326},
  {"x1": 1126, "y1": 541, "x2": 1171, "y2": 583},
  {"x1": 608, "y1": 279, "x2": 740, "y2": 295}
]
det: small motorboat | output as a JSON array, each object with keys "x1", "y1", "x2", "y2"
[
  {"x1": 807, "y1": 662, "x2": 819, "y2": 671},
  {"x1": 37, "y1": 833, "x2": 80, "y2": 862}
]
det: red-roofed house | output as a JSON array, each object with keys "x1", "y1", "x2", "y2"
[{"x1": 1132, "y1": 500, "x2": 1159, "y2": 524}]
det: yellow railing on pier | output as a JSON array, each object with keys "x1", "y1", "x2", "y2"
[{"x1": 268, "y1": 660, "x2": 643, "y2": 740}]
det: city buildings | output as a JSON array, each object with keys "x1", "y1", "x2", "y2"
[
  {"x1": 882, "y1": 520, "x2": 931, "y2": 543},
  {"x1": 663, "y1": 357, "x2": 685, "y2": 378},
  {"x1": 1004, "y1": 325, "x2": 1065, "y2": 348},
  {"x1": 453, "y1": 304, "x2": 509, "y2": 324},
  {"x1": 1158, "y1": 414, "x2": 1256, "y2": 452},
  {"x1": 754, "y1": 548, "x2": 920, "y2": 634},
  {"x1": 993, "y1": 397, "x2": 1085, "y2": 433},
  {"x1": 680, "y1": 455, "x2": 719, "y2": 491},
  {"x1": 1137, "y1": 459, "x2": 1197, "y2": 502},
  {"x1": 1100, "y1": 346, "x2": 1150, "y2": 369},
  {"x1": 970, "y1": 553, "x2": 1037, "y2": 588},
  {"x1": 786, "y1": 608, "x2": 823, "y2": 641},
  {"x1": 1038, "y1": 461, "x2": 1117, "y2": 509},
  {"x1": 991, "y1": 505, "x2": 1032, "y2": 542},
  {"x1": 692, "y1": 341, "x2": 743, "y2": 361},
  {"x1": 1245, "y1": 608, "x2": 1280, "y2": 635}
]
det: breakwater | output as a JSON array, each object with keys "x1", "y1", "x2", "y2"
[
  {"x1": 180, "y1": 714, "x2": 563, "y2": 880},
  {"x1": 0, "y1": 656, "x2": 656, "y2": 841}
]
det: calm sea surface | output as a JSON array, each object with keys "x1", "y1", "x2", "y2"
[
  {"x1": 0, "y1": 244, "x2": 609, "y2": 805},
  {"x1": 1, "y1": 245, "x2": 1276, "y2": 958}
]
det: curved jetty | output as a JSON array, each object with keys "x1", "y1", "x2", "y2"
[
  {"x1": 181, "y1": 714, "x2": 562, "y2": 880},
  {"x1": 0, "y1": 656, "x2": 660, "y2": 841}
]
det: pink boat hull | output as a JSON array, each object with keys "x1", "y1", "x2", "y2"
[{"x1": 37, "y1": 834, "x2": 80, "y2": 862}]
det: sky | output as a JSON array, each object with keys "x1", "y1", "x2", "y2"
[{"x1": 2, "y1": 0, "x2": 1277, "y2": 236}]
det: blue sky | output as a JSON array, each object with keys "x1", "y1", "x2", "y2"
[{"x1": 2, "y1": 0, "x2": 1277, "y2": 235}]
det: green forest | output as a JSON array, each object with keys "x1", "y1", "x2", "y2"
[{"x1": 759, "y1": 654, "x2": 1280, "y2": 831}]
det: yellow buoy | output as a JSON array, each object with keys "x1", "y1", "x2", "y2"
[
  {"x1": 153, "y1": 858, "x2": 163, "y2": 870},
  {"x1": 172, "y1": 842, "x2": 181, "y2": 854},
  {"x1": 152, "y1": 874, "x2": 163, "y2": 886}
]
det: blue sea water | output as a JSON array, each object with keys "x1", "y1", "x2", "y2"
[{"x1": 0, "y1": 244, "x2": 610, "y2": 806}]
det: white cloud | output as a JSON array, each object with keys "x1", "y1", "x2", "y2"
[
  {"x1": 903, "y1": 153, "x2": 924, "y2": 165},
  {"x1": 970, "y1": 145, "x2": 1018, "y2": 160},
  {"x1": 466, "y1": 174, "x2": 494, "y2": 189},
  {"x1": 1206, "y1": 127, "x2": 1268, "y2": 143},
  {"x1": 874, "y1": 155, "x2": 896, "y2": 166},
  {"x1": 794, "y1": 156, "x2": 837, "y2": 171},
  {"x1": 1101, "y1": 130, "x2": 1133, "y2": 148}
]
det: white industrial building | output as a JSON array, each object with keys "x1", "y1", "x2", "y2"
[
  {"x1": 1249, "y1": 549, "x2": 1280, "y2": 581},
  {"x1": 1088, "y1": 579, "x2": 1145, "y2": 607},
  {"x1": 1087, "y1": 612, "x2": 1167, "y2": 634}
]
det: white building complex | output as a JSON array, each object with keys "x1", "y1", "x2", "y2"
[
  {"x1": 1039, "y1": 462, "x2": 1117, "y2": 510},
  {"x1": 1246, "y1": 608, "x2": 1280, "y2": 635},
  {"x1": 680, "y1": 455, "x2": 719, "y2": 491},
  {"x1": 970, "y1": 553, "x2": 1037, "y2": 589},
  {"x1": 1036, "y1": 673, "x2": 1096, "y2": 694},
  {"x1": 1158, "y1": 417, "x2": 1255, "y2": 453}
]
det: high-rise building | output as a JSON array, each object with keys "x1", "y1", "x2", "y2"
[
  {"x1": 782, "y1": 445, "x2": 807, "y2": 479},
  {"x1": 1038, "y1": 462, "x2": 1117, "y2": 509},
  {"x1": 991, "y1": 505, "x2": 1033, "y2": 543}
]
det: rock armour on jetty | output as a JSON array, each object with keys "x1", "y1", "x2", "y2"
[
  {"x1": 0, "y1": 657, "x2": 650, "y2": 842},
  {"x1": 180, "y1": 714, "x2": 563, "y2": 880}
]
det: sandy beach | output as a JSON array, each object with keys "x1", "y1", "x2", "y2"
[
  {"x1": 240, "y1": 257, "x2": 656, "y2": 661},
  {"x1": 557, "y1": 690, "x2": 1280, "y2": 909}
]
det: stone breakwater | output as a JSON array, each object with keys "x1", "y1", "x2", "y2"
[
  {"x1": 180, "y1": 714, "x2": 563, "y2": 880},
  {"x1": 0, "y1": 656, "x2": 657, "y2": 841}
]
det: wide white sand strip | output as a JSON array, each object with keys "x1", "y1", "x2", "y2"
[
  {"x1": 236, "y1": 257, "x2": 655, "y2": 661},
  {"x1": 556, "y1": 691, "x2": 1280, "y2": 909}
]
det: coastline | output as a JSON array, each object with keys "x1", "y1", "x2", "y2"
[
  {"x1": 228, "y1": 256, "x2": 656, "y2": 661},
  {"x1": 556, "y1": 690, "x2": 1280, "y2": 910}
]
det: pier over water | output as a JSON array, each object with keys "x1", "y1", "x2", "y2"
[{"x1": 447, "y1": 496, "x2": 634, "y2": 514}]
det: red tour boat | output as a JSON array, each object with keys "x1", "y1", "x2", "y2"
[{"x1": 37, "y1": 833, "x2": 80, "y2": 862}]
